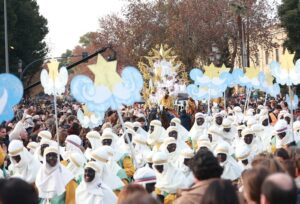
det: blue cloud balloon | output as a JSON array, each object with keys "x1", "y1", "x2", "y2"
[
  {"x1": 286, "y1": 94, "x2": 299, "y2": 110},
  {"x1": 0, "y1": 74, "x2": 23, "y2": 123},
  {"x1": 70, "y1": 66, "x2": 143, "y2": 115}
]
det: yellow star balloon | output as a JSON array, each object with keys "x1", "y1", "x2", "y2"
[
  {"x1": 218, "y1": 64, "x2": 230, "y2": 75},
  {"x1": 203, "y1": 63, "x2": 219, "y2": 79},
  {"x1": 47, "y1": 59, "x2": 59, "y2": 81},
  {"x1": 88, "y1": 54, "x2": 122, "y2": 90},
  {"x1": 264, "y1": 71, "x2": 274, "y2": 86},
  {"x1": 82, "y1": 105, "x2": 93, "y2": 118},
  {"x1": 245, "y1": 66, "x2": 260, "y2": 79},
  {"x1": 279, "y1": 52, "x2": 295, "y2": 72}
]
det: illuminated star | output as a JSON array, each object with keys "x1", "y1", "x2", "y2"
[
  {"x1": 245, "y1": 66, "x2": 260, "y2": 79},
  {"x1": 203, "y1": 63, "x2": 219, "y2": 79},
  {"x1": 47, "y1": 60, "x2": 59, "y2": 81},
  {"x1": 280, "y1": 52, "x2": 295, "y2": 72},
  {"x1": 88, "y1": 54, "x2": 122, "y2": 90}
]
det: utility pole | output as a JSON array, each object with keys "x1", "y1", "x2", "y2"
[{"x1": 4, "y1": 0, "x2": 9, "y2": 73}]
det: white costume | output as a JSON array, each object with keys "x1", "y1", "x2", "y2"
[
  {"x1": 153, "y1": 152, "x2": 188, "y2": 195},
  {"x1": 85, "y1": 131, "x2": 102, "y2": 160},
  {"x1": 189, "y1": 113, "x2": 206, "y2": 147},
  {"x1": 165, "y1": 126, "x2": 190, "y2": 151},
  {"x1": 76, "y1": 161, "x2": 117, "y2": 204},
  {"x1": 133, "y1": 121, "x2": 148, "y2": 140},
  {"x1": 35, "y1": 146, "x2": 74, "y2": 202},
  {"x1": 274, "y1": 119, "x2": 295, "y2": 148},
  {"x1": 170, "y1": 118, "x2": 189, "y2": 141},
  {"x1": 90, "y1": 147, "x2": 124, "y2": 191},
  {"x1": 178, "y1": 149, "x2": 195, "y2": 187},
  {"x1": 66, "y1": 152, "x2": 86, "y2": 184},
  {"x1": 235, "y1": 145, "x2": 251, "y2": 170},
  {"x1": 215, "y1": 143, "x2": 242, "y2": 181},
  {"x1": 147, "y1": 120, "x2": 166, "y2": 151},
  {"x1": 8, "y1": 140, "x2": 40, "y2": 183},
  {"x1": 241, "y1": 128, "x2": 263, "y2": 159}
]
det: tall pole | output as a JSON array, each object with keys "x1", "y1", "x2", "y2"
[{"x1": 4, "y1": 0, "x2": 9, "y2": 73}]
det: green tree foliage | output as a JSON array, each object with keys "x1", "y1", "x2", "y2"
[
  {"x1": 278, "y1": 0, "x2": 300, "y2": 60},
  {"x1": 0, "y1": 0, "x2": 48, "y2": 76}
]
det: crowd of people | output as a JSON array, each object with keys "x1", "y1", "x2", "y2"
[{"x1": 0, "y1": 93, "x2": 300, "y2": 204}]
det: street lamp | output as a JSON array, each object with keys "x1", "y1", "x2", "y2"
[{"x1": 18, "y1": 59, "x2": 22, "y2": 78}]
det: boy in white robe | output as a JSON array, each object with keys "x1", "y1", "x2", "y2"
[{"x1": 75, "y1": 161, "x2": 117, "y2": 204}]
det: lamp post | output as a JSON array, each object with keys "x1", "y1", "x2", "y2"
[{"x1": 4, "y1": 0, "x2": 9, "y2": 73}]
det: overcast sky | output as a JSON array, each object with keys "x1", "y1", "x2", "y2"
[{"x1": 36, "y1": 0, "x2": 125, "y2": 57}]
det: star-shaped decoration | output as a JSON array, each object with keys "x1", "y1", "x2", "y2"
[
  {"x1": 88, "y1": 54, "x2": 122, "y2": 90},
  {"x1": 203, "y1": 63, "x2": 219, "y2": 79},
  {"x1": 82, "y1": 105, "x2": 93, "y2": 118},
  {"x1": 279, "y1": 52, "x2": 295, "y2": 72},
  {"x1": 47, "y1": 59, "x2": 59, "y2": 81},
  {"x1": 218, "y1": 64, "x2": 230, "y2": 75},
  {"x1": 245, "y1": 66, "x2": 260, "y2": 79},
  {"x1": 264, "y1": 71, "x2": 274, "y2": 86}
]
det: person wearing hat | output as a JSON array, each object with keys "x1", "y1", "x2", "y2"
[
  {"x1": 90, "y1": 147, "x2": 124, "y2": 192},
  {"x1": 8, "y1": 140, "x2": 40, "y2": 184},
  {"x1": 273, "y1": 119, "x2": 296, "y2": 149},
  {"x1": 160, "y1": 137, "x2": 181, "y2": 168},
  {"x1": 293, "y1": 121, "x2": 300, "y2": 146},
  {"x1": 233, "y1": 106, "x2": 244, "y2": 125},
  {"x1": 189, "y1": 113, "x2": 206, "y2": 149},
  {"x1": 27, "y1": 141, "x2": 39, "y2": 155},
  {"x1": 133, "y1": 133, "x2": 151, "y2": 167},
  {"x1": 170, "y1": 118, "x2": 189, "y2": 142},
  {"x1": 133, "y1": 152, "x2": 157, "y2": 194},
  {"x1": 153, "y1": 152, "x2": 188, "y2": 204},
  {"x1": 85, "y1": 131, "x2": 101, "y2": 160},
  {"x1": 207, "y1": 126, "x2": 228, "y2": 152},
  {"x1": 147, "y1": 120, "x2": 166, "y2": 152},
  {"x1": 214, "y1": 142, "x2": 242, "y2": 181},
  {"x1": 241, "y1": 127, "x2": 263, "y2": 158},
  {"x1": 256, "y1": 114, "x2": 274, "y2": 151},
  {"x1": 101, "y1": 145, "x2": 127, "y2": 185},
  {"x1": 115, "y1": 128, "x2": 136, "y2": 183},
  {"x1": 178, "y1": 149, "x2": 195, "y2": 187},
  {"x1": 165, "y1": 126, "x2": 190, "y2": 151},
  {"x1": 235, "y1": 145, "x2": 251, "y2": 170},
  {"x1": 62, "y1": 135, "x2": 84, "y2": 166},
  {"x1": 66, "y1": 152, "x2": 86, "y2": 184},
  {"x1": 35, "y1": 146, "x2": 77, "y2": 204},
  {"x1": 196, "y1": 135, "x2": 212, "y2": 152},
  {"x1": 75, "y1": 161, "x2": 117, "y2": 204},
  {"x1": 221, "y1": 118, "x2": 236, "y2": 144},
  {"x1": 210, "y1": 112, "x2": 224, "y2": 133},
  {"x1": 232, "y1": 124, "x2": 246, "y2": 150},
  {"x1": 133, "y1": 121, "x2": 148, "y2": 140},
  {"x1": 34, "y1": 138, "x2": 53, "y2": 163}
]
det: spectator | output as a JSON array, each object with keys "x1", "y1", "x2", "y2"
[
  {"x1": 119, "y1": 193, "x2": 161, "y2": 204},
  {"x1": 0, "y1": 178, "x2": 39, "y2": 204},
  {"x1": 201, "y1": 179, "x2": 240, "y2": 204},
  {"x1": 117, "y1": 184, "x2": 148, "y2": 204},
  {"x1": 175, "y1": 150, "x2": 223, "y2": 204},
  {"x1": 242, "y1": 168, "x2": 269, "y2": 204},
  {"x1": 261, "y1": 173, "x2": 297, "y2": 204},
  {"x1": 274, "y1": 148, "x2": 290, "y2": 163}
]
